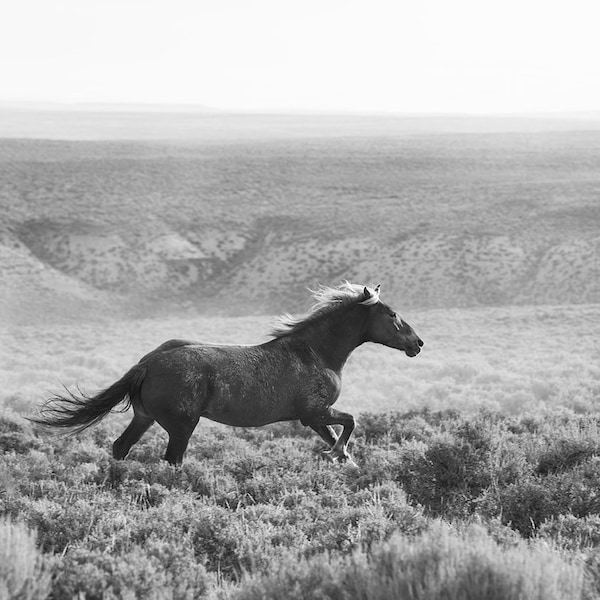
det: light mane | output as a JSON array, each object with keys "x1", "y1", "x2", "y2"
[{"x1": 270, "y1": 281, "x2": 380, "y2": 339}]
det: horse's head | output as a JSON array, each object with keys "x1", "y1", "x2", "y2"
[{"x1": 361, "y1": 285, "x2": 423, "y2": 357}]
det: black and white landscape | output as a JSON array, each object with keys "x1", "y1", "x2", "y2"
[{"x1": 2, "y1": 107, "x2": 600, "y2": 598}]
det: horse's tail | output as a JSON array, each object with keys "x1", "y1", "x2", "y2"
[{"x1": 30, "y1": 365, "x2": 146, "y2": 435}]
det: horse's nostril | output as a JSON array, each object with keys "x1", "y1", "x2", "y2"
[{"x1": 418, "y1": 339, "x2": 424, "y2": 347}]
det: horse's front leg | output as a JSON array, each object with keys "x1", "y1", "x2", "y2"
[
  {"x1": 310, "y1": 424, "x2": 339, "y2": 449},
  {"x1": 326, "y1": 408, "x2": 356, "y2": 465},
  {"x1": 304, "y1": 408, "x2": 356, "y2": 466}
]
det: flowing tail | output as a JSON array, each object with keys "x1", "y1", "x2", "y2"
[{"x1": 30, "y1": 365, "x2": 146, "y2": 435}]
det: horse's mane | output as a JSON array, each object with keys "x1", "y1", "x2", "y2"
[{"x1": 270, "y1": 281, "x2": 380, "y2": 339}]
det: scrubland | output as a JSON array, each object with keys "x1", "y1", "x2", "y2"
[
  {"x1": 2, "y1": 121, "x2": 600, "y2": 598},
  {"x1": 1, "y1": 304, "x2": 600, "y2": 599}
]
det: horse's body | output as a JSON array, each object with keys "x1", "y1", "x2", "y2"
[{"x1": 33, "y1": 282, "x2": 423, "y2": 465}]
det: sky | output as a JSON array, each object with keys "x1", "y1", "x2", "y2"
[{"x1": 1, "y1": 0, "x2": 599, "y2": 114}]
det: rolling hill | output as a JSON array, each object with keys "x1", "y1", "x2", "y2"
[{"x1": 1, "y1": 122, "x2": 599, "y2": 324}]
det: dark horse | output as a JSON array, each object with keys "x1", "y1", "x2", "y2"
[{"x1": 33, "y1": 282, "x2": 423, "y2": 466}]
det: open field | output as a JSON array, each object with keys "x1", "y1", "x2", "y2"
[{"x1": 2, "y1": 304, "x2": 600, "y2": 597}]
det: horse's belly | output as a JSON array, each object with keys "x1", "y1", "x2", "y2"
[
  {"x1": 205, "y1": 411, "x2": 290, "y2": 428},
  {"x1": 203, "y1": 387, "x2": 297, "y2": 427}
]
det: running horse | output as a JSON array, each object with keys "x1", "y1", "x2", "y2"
[{"x1": 33, "y1": 282, "x2": 423, "y2": 466}]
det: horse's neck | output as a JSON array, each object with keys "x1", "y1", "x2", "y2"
[{"x1": 299, "y1": 307, "x2": 365, "y2": 372}]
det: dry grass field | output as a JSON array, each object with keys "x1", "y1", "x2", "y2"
[{"x1": 2, "y1": 304, "x2": 600, "y2": 599}]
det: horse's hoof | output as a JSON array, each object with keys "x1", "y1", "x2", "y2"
[
  {"x1": 340, "y1": 457, "x2": 358, "y2": 470},
  {"x1": 324, "y1": 450, "x2": 357, "y2": 468},
  {"x1": 323, "y1": 450, "x2": 339, "y2": 463}
]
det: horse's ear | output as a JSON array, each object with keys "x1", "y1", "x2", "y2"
[
  {"x1": 361, "y1": 285, "x2": 380, "y2": 306},
  {"x1": 374, "y1": 284, "x2": 381, "y2": 293}
]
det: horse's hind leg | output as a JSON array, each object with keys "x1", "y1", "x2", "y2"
[
  {"x1": 112, "y1": 413, "x2": 155, "y2": 460},
  {"x1": 164, "y1": 434, "x2": 191, "y2": 466}
]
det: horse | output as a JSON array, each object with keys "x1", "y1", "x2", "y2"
[{"x1": 32, "y1": 282, "x2": 423, "y2": 466}]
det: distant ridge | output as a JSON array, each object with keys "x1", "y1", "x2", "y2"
[
  {"x1": 1, "y1": 106, "x2": 600, "y2": 141},
  {"x1": 1, "y1": 132, "x2": 599, "y2": 323}
]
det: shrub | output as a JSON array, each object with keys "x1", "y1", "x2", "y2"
[
  {"x1": 342, "y1": 523, "x2": 584, "y2": 600},
  {"x1": 538, "y1": 514, "x2": 600, "y2": 551},
  {"x1": 0, "y1": 517, "x2": 51, "y2": 600},
  {"x1": 482, "y1": 458, "x2": 600, "y2": 537},
  {"x1": 218, "y1": 551, "x2": 344, "y2": 600},
  {"x1": 223, "y1": 523, "x2": 584, "y2": 600},
  {"x1": 23, "y1": 497, "x2": 112, "y2": 553},
  {"x1": 394, "y1": 433, "x2": 492, "y2": 518},
  {"x1": 53, "y1": 542, "x2": 210, "y2": 600},
  {"x1": 485, "y1": 478, "x2": 558, "y2": 537},
  {"x1": 189, "y1": 505, "x2": 243, "y2": 579},
  {"x1": 0, "y1": 431, "x2": 41, "y2": 454},
  {"x1": 536, "y1": 436, "x2": 600, "y2": 476}
]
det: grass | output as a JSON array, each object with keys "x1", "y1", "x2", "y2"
[
  {"x1": 1, "y1": 405, "x2": 599, "y2": 598},
  {"x1": 1, "y1": 305, "x2": 600, "y2": 598},
  {"x1": 229, "y1": 523, "x2": 584, "y2": 600}
]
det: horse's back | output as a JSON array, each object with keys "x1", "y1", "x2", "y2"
[
  {"x1": 137, "y1": 339, "x2": 267, "y2": 383},
  {"x1": 138, "y1": 339, "x2": 197, "y2": 364}
]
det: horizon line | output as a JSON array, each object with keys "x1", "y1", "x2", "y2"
[{"x1": 2, "y1": 100, "x2": 600, "y2": 120}]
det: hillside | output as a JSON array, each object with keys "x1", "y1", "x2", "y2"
[{"x1": 1, "y1": 129, "x2": 599, "y2": 323}]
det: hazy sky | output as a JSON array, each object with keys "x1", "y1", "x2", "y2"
[{"x1": 2, "y1": 0, "x2": 599, "y2": 113}]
